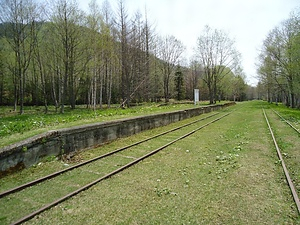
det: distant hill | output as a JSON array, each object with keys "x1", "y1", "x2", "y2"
[
  {"x1": 0, "y1": 22, "x2": 45, "y2": 39},
  {"x1": 0, "y1": 23, "x2": 9, "y2": 38}
]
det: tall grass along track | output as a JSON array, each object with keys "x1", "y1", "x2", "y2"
[
  {"x1": 5, "y1": 112, "x2": 231, "y2": 225},
  {"x1": 272, "y1": 109, "x2": 300, "y2": 135},
  {"x1": 0, "y1": 112, "x2": 220, "y2": 199},
  {"x1": 263, "y1": 109, "x2": 300, "y2": 214}
]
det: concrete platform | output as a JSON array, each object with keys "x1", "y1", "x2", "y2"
[{"x1": 0, "y1": 103, "x2": 235, "y2": 176}]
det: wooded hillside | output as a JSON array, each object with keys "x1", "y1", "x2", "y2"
[{"x1": 0, "y1": 0, "x2": 251, "y2": 113}]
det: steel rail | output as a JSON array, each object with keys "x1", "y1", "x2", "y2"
[
  {"x1": 272, "y1": 109, "x2": 300, "y2": 135},
  {"x1": 10, "y1": 112, "x2": 230, "y2": 225},
  {"x1": 0, "y1": 112, "x2": 220, "y2": 199},
  {"x1": 263, "y1": 109, "x2": 300, "y2": 215}
]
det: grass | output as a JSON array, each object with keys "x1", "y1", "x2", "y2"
[
  {"x1": 265, "y1": 102, "x2": 300, "y2": 128},
  {"x1": 1, "y1": 101, "x2": 300, "y2": 224},
  {"x1": 0, "y1": 101, "x2": 215, "y2": 148}
]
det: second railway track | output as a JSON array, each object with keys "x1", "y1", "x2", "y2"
[
  {"x1": 263, "y1": 108, "x2": 300, "y2": 214},
  {"x1": 1, "y1": 110, "x2": 232, "y2": 225}
]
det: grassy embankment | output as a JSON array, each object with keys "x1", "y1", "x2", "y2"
[{"x1": 0, "y1": 101, "x2": 299, "y2": 224}]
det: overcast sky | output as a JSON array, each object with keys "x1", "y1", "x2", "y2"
[{"x1": 78, "y1": 0, "x2": 299, "y2": 86}]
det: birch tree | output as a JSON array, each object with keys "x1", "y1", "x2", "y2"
[{"x1": 86, "y1": 0, "x2": 102, "y2": 110}]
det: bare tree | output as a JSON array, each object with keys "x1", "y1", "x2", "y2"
[
  {"x1": 115, "y1": 0, "x2": 131, "y2": 107},
  {"x1": 196, "y1": 25, "x2": 241, "y2": 104},
  {"x1": 143, "y1": 10, "x2": 151, "y2": 102},
  {"x1": 51, "y1": 0, "x2": 84, "y2": 113},
  {"x1": 0, "y1": 44, "x2": 5, "y2": 105},
  {"x1": 32, "y1": 22, "x2": 50, "y2": 112},
  {"x1": 185, "y1": 60, "x2": 202, "y2": 100},
  {"x1": 101, "y1": 0, "x2": 116, "y2": 108},
  {"x1": 0, "y1": 0, "x2": 42, "y2": 113},
  {"x1": 157, "y1": 35, "x2": 185, "y2": 102},
  {"x1": 86, "y1": 0, "x2": 102, "y2": 110}
]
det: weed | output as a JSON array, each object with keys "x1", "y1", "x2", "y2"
[
  {"x1": 22, "y1": 146, "x2": 27, "y2": 152},
  {"x1": 215, "y1": 153, "x2": 239, "y2": 163},
  {"x1": 41, "y1": 137, "x2": 47, "y2": 144},
  {"x1": 154, "y1": 187, "x2": 176, "y2": 197},
  {"x1": 42, "y1": 155, "x2": 57, "y2": 162}
]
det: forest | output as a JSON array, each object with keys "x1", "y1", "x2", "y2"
[
  {"x1": 0, "y1": 0, "x2": 254, "y2": 114},
  {"x1": 257, "y1": 8, "x2": 300, "y2": 108}
]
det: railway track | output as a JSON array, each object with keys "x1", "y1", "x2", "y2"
[
  {"x1": 263, "y1": 109, "x2": 300, "y2": 215},
  {"x1": 1, "y1": 111, "x2": 231, "y2": 225}
]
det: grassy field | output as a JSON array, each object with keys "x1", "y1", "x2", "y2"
[
  {"x1": 1, "y1": 101, "x2": 300, "y2": 224},
  {"x1": 0, "y1": 101, "x2": 213, "y2": 148}
]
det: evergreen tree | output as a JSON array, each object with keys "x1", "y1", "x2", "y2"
[{"x1": 174, "y1": 66, "x2": 184, "y2": 100}]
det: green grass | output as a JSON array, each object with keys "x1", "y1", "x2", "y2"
[
  {"x1": 0, "y1": 101, "x2": 216, "y2": 148},
  {"x1": 0, "y1": 101, "x2": 299, "y2": 224},
  {"x1": 1, "y1": 101, "x2": 299, "y2": 224},
  {"x1": 266, "y1": 102, "x2": 300, "y2": 126}
]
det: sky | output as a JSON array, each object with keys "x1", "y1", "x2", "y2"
[{"x1": 78, "y1": 0, "x2": 300, "y2": 86}]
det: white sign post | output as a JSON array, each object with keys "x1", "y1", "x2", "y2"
[{"x1": 194, "y1": 89, "x2": 199, "y2": 105}]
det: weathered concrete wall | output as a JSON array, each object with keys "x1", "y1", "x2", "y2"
[{"x1": 0, "y1": 103, "x2": 235, "y2": 175}]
